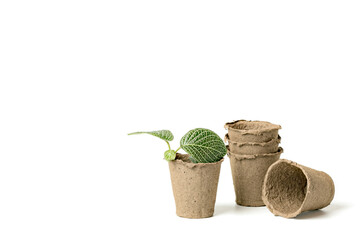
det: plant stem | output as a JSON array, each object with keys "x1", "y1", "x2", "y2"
[
  {"x1": 166, "y1": 141, "x2": 171, "y2": 150},
  {"x1": 175, "y1": 147, "x2": 181, "y2": 153}
]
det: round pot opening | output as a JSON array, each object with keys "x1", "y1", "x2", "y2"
[
  {"x1": 226, "y1": 120, "x2": 281, "y2": 131},
  {"x1": 264, "y1": 162, "x2": 308, "y2": 215}
]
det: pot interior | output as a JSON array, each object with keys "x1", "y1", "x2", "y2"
[
  {"x1": 229, "y1": 121, "x2": 278, "y2": 131},
  {"x1": 264, "y1": 162, "x2": 308, "y2": 214}
]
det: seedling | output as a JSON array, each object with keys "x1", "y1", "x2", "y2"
[{"x1": 128, "y1": 128, "x2": 226, "y2": 163}]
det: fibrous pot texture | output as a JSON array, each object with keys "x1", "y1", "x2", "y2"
[
  {"x1": 168, "y1": 153, "x2": 223, "y2": 219},
  {"x1": 225, "y1": 120, "x2": 281, "y2": 142},
  {"x1": 227, "y1": 147, "x2": 283, "y2": 206},
  {"x1": 262, "y1": 159, "x2": 335, "y2": 218},
  {"x1": 225, "y1": 134, "x2": 281, "y2": 155}
]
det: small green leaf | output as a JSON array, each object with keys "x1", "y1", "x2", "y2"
[
  {"x1": 128, "y1": 130, "x2": 174, "y2": 141},
  {"x1": 164, "y1": 150, "x2": 176, "y2": 161},
  {"x1": 180, "y1": 128, "x2": 226, "y2": 163}
]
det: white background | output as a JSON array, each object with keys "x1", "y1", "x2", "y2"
[{"x1": 0, "y1": 1, "x2": 359, "y2": 239}]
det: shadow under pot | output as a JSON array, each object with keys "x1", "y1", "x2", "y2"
[
  {"x1": 225, "y1": 134, "x2": 281, "y2": 155},
  {"x1": 224, "y1": 120, "x2": 281, "y2": 143},
  {"x1": 262, "y1": 159, "x2": 335, "y2": 218},
  {"x1": 227, "y1": 146, "x2": 283, "y2": 206},
  {"x1": 168, "y1": 153, "x2": 223, "y2": 219}
]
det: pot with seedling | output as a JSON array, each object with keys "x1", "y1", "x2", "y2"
[{"x1": 128, "y1": 128, "x2": 226, "y2": 218}]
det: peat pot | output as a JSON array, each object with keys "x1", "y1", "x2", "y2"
[
  {"x1": 225, "y1": 120, "x2": 281, "y2": 143},
  {"x1": 262, "y1": 159, "x2": 335, "y2": 218},
  {"x1": 168, "y1": 153, "x2": 223, "y2": 218},
  {"x1": 227, "y1": 147, "x2": 283, "y2": 206}
]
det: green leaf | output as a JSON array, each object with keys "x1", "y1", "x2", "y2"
[
  {"x1": 164, "y1": 150, "x2": 176, "y2": 161},
  {"x1": 128, "y1": 130, "x2": 174, "y2": 141},
  {"x1": 180, "y1": 128, "x2": 226, "y2": 163},
  {"x1": 189, "y1": 156, "x2": 200, "y2": 163}
]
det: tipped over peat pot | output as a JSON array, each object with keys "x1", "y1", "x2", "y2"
[
  {"x1": 225, "y1": 134, "x2": 281, "y2": 155},
  {"x1": 224, "y1": 120, "x2": 281, "y2": 143},
  {"x1": 227, "y1": 147, "x2": 283, "y2": 206},
  {"x1": 262, "y1": 159, "x2": 335, "y2": 218},
  {"x1": 168, "y1": 153, "x2": 223, "y2": 218}
]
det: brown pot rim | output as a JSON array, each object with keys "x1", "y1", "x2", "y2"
[
  {"x1": 172, "y1": 153, "x2": 224, "y2": 169},
  {"x1": 225, "y1": 120, "x2": 281, "y2": 134},
  {"x1": 225, "y1": 134, "x2": 281, "y2": 146},
  {"x1": 226, "y1": 146, "x2": 283, "y2": 159}
]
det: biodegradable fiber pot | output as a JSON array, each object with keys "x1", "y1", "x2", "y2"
[
  {"x1": 225, "y1": 134, "x2": 281, "y2": 155},
  {"x1": 224, "y1": 120, "x2": 281, "y2": 143},
  {"x1": 262, "y1": 159, "x2": 335, "y2": 218},
  {"x1": 227, "y1": 147, "x2": 283, "y2": 206},
  {"x1": 168, "y1": 153, "x2": 223, "y2": 218}
]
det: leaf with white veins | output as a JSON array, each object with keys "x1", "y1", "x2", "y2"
[{"x1": 180, "y1": 128, "x2": 226, "y2": 163}]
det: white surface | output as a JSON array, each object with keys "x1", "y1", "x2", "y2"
[{"x1": 0, "y1": 1, "x2": 359, "y2": 239}]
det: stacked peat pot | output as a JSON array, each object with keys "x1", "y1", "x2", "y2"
[{"x1": 225, "y1": 120, "x2": 282, "y2": 207}]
